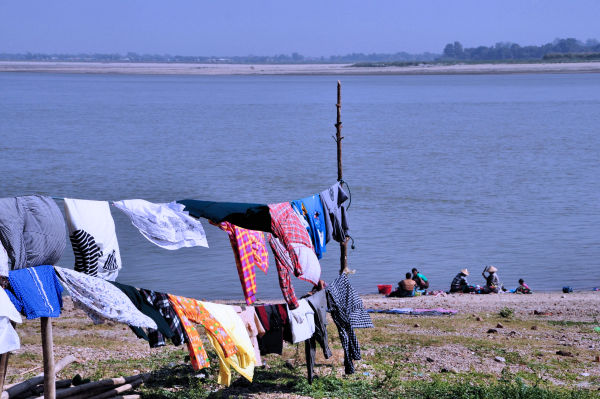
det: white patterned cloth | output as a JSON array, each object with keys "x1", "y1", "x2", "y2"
[
  {"x1": 55, "y1": 266, "x2": 156, "y2": 329},
  {"x1": 64, "y1": 198, "x2": 122, "y2": 281},
  {"x1": 0, "y1": 288, "x2": 22, "y2": 354},
  {"x1": 112, "y1": 199, "x2": 208, "y2": 250}
]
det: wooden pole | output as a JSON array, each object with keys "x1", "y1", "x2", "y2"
[
  {"x1": 0, "y1": 353, "x2": 9, "y2": 393},
  {"x1": 40, "y1": 318, "x2": 55, "y2": 399},
  {"x1": 335, "y1": 81, "x2": 349, "y2": 275}
]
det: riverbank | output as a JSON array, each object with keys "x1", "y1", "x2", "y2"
[
  {"x1": 2, "y1": 61, "x2": 600, "y2": 75},
  {"x1": 5, "y1": 292, "x2": 600, "y2": 397}
]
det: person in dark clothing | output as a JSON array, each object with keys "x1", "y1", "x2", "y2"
[
  {"x1": 482, "y1": 266, "x2": 504, "y2": 293},
  {"x1": 388, "y1": 273, "x2": 416, "y2": 297},
  {"x1": 411, "y1": 268, "x2": 429, "y2": 290},
  {"x1": 450, "y1": 269, "x2": 470, "y2": 293}
]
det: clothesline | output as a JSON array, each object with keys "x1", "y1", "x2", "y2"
[
  {"x1": 4, "y1": 182, "x2": 352, "y2": 310},
  {"x1": 47, "y1": 179, "x2": 353, "y2": 207}
]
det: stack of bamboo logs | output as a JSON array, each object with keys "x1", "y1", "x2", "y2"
[{"x1": 1, "y1": 356, "x2": 147, "y2": 399}]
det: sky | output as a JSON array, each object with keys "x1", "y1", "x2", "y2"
[{"x1": 1, "y1": 0, "x2": 599, "y2": 56}]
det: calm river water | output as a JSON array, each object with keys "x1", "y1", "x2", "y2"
[{"x1": 1, "y1": 72, "x2": 599, "y2": 298}]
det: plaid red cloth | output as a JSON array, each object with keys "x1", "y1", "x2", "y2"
[
  {"x1": 219, "y1": 222, "x2": 269, "y2": 305},
  {"x1": 269, "y1": 202, "x2": 312, "y2": 275},
  {"x1": 268, "y1": 202, "x2": 314, "y2": 309},
  {"x1": 268, "y1": 234, "x2": 299, "y2": 309}
]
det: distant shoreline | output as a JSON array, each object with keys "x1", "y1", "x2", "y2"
[{"x1": 2, "y1": 61, "x2": 600, "y2": 76}]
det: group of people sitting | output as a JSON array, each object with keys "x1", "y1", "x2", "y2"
[
  {"x1": 388, "y1": 268, "x2": 429, "y2": 297},
  {"x1": 388, "y1": 266, "x2": 531, "y2": 297},
  {"x1": 450, "y1": 266, "x2": 530, "y2": 294}
]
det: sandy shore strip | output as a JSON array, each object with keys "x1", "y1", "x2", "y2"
[{"x1": 2, "y1": 61, "x2": 600, "y2": 75}]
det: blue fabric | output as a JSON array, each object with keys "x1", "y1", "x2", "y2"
[
  {"x1": 291, "y1": 194, "x2": 327, "y2": 259},
  {"x1": 7, "y1": 265, "x2": 63, "y2": 319}
]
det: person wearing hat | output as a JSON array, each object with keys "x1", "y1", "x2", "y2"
[
  {"x1": 450, "y1": 269, "x2": 470, "y2": 293},
  {"x1": 482, "y1": 265, "x2": 503, "y2": 293}
]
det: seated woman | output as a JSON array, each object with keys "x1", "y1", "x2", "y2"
[
  {"x1": 450, "y1": 269, "x2": 470, "y2": 293},
  {"x1": 412, "y1": 268, "x2": 429, "y2": 290},
  {"x1": 515, "y1": 278, "x2": 531, "y2": 294},
  {"x1": 388, "y1": 272, "x2": 416, "y2": 297},
  {"x1": 482, "y1": 266, "x2": 503, "y2": 293}
]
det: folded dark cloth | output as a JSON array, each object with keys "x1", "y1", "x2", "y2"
[
  {"x1": 110, "y1": 281, "x2": 174, "y2": 345},
  {"x1": 177, "y1": 200, "x2": 271, "y2": 232},
  {"x1": 255, "y1": 304, "x2": 292, "y2": 355},
  {"x1": 7, "y1": 265, "x2": 63, "y2": 319},
  {"x1": 0, "y1": 195, "x2": 66, "y2": 270},
  {"x1": 305, "y1": 290, "x2": 332, "y2": 384}
]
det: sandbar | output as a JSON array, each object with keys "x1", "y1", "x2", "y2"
[{"x1": 1, "y1": 61, "x2": 600, "y2": 75}]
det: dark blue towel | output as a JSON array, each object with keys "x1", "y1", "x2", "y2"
[{"x1": 7, "y1": 265, "x2": 63, "y2": 319}]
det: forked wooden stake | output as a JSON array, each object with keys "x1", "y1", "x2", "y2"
[{"x1": 335, "y1": 81, "x2": 350, "y2": 275}]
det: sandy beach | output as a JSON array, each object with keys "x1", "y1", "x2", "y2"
[
  {"x1": 2, "y1": 61, "x2": 600, "y2": 75},
  {"x1": 5, "y1": 292, "x2": 600, "y2": 397}
]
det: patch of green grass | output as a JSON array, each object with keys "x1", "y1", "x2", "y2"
[
  {"x1": 499, "y1": 307, "x2": 515, "y2": 318},
  {"x1": 495, "y1": 349, "x2": 526, "y2": 365}
]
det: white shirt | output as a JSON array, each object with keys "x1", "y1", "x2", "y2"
[
  {"x1": 288, "y1": 299, "x2": 316, "y2": 343},
  {"x1": 0, "y1": 288, "x2": 22, "y2": 355}
]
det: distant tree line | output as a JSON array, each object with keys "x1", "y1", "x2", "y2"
[
  {"x1": 441, "y1": 38, "x2": 600, "y2": 61},
  {"x1": 0, "y1": 51, "x2": 438, "y2": 64},
  {"x1": 1, "y1": 38, "x2": 599, "y2": 64}
]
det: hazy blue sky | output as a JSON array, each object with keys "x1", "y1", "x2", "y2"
[{"x1": 1, "y1": 0, "x2": 599, "y2": 56}]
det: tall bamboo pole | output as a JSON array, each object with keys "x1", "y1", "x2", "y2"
[
  {"x1": 335, "y1": 81, "x2": 349, "y2": 275},
  {"x1": 41, "y1": 318, "x2": 55, "y2": 399}
]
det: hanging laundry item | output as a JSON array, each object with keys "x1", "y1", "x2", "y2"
[
  {"x1": 201, "y1": 301, "x2": 255, "y2": 386},
  {"x1": 304, "y1": 290, "x2": 332, "y2": 384},
  {"x1": 291, "y1": 194, "x2": 327, "y2": 259},
  {"x1": 113, "y1": 199, "x2": 208, "y2": 250},
  {"x1": 55, "y1": 266, "x2": 157, "y2": 329},
  {"x1": 168, "y1": 295, "x2": 238, "y2": 374},
  {"x1": 0, "y1": 241, "x2": 8, "y2": 277},
  {"x1": 110, "y1": 281, "x2": 174, "y2": 347},
  {"x1": 1, "y1": 288, "x2": 22, "y2": 354},
  {"x1": 288, "y1": 299, "x2": 315, "y2": 344},
  {"x1": 139, "y1": 289, "x2": 186, "y2": 347},
  {"x1": 167, "y1": 295, "x2": 210, "y2": 371},
  {"x1": 268, "y1": 236, "x2": 321, "y2": 308},
  {"x1": 267, "y1": 236, "x2": 298, "y2": 309},
  {"x1": 0, "y1": 195, "x2": 65, "y2": 270},
  {"x1": 177, "y1": 200, "x2": 271, "y2": 232},
  {"x1": 255, "y1": 304, "x2": 292, "y2": 355},
  {"x1": 64, "y1": 198, "x2": 122, "y2": 280},
  {"x1": 268, "y1": 202, "x2": 321, "y2": 309},
  {"x1": 217, "y1": 222, "x2": 268, "y2": 305},
  {"x1": 233, "y1": 306, "x2": 265, "y2": 366},
  {"x1": 326, "y1": 274, "x2": 373, "y2": 374},
  {"x1": 320, "y1": 182, "x2": 350, "y2": 243},
  {"x1": 6, "y1": 265, "x2": 63, "y2": 319}
]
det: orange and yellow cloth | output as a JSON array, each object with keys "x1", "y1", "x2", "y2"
[
  {"x1": 201, "y1": 301, "x2": 256, "y2": 386},
  {"x1": 168, "y1": 294, "x2": 237, "y2": 370}
]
